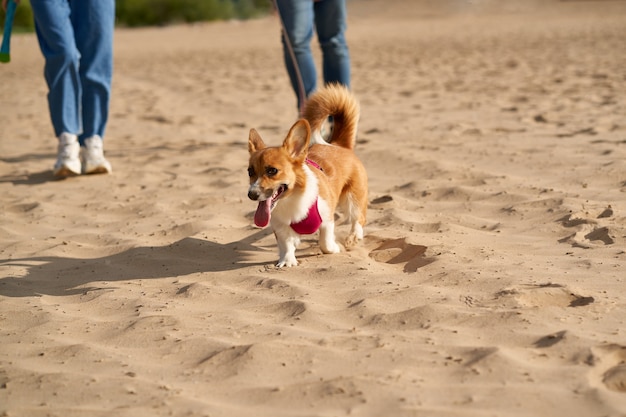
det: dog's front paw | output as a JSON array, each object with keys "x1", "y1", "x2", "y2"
[{"x1": 276, "y1": 255, "x2": 298, "y2": 268}]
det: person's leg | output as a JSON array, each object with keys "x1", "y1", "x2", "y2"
[
  {"x1": 70, "y1": 0, "x2": 115, "y2": 144},
  {"x1": 314, "y1": 0, "x2": 350, "y2": 88},
  {"x1": 30, "y1": 0, "x2": 81, "y2": 138},
  {"x1": 275, "y1": 0, "x2": 317, "y2": 113},
  {"x1": 30, "y1": 0, "x2": 82, "y2": 177}
]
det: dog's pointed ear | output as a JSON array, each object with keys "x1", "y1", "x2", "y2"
[
  {"x1": 248, "y1": 129, "x2": 266, "y2": 153},
  {"x1": 283, "y1": 119, "x2": 311, "y2": 159}
]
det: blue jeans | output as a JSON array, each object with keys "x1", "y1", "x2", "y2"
[
  {"x1": 275, "y1": 0, "x2": 350, "y2": 112},
  {"x1": 30, "y1": 0, "x2": 114, "y2": 145}
]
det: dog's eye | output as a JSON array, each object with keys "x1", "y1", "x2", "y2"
[
  {"x1": 247, "y1": 167, "x2": 255, "y2": 177},
  {"x1": 266, "y1": 167, "x2": 278, "y2": 177}
]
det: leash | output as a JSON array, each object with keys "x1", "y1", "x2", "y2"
[{"x1": 271, "y1": 0, "x2": 307, "y2": 116}]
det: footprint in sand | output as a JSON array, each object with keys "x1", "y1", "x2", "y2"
[
  {"x1": 590, "y1": 344, "x2": 626, "y2": 393},
  {"x1": 197, "y1": 344, "x2": 254, "y2": 378},
  {"x1": 248, "y1": 300, "x2": 307, "y2": 322},
  {"x1": 494, "y1": 283, "x2": 594, "y2": 308},
  {"x1": 557, "y1": 209, "x2": 616, "y2": 248},
  {"x1": 367, "y1": 237, "x2": 434, "y2": 273},
  {"x1": 604, "y1": 364, "x2": 626, "y2": 392},
  {"x1": 533, "y1": 330, "x2": 568, "y2": 348}
]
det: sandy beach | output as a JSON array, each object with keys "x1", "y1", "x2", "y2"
[{"x1": 1, "y1": 1, "x2": 626, "y2": 415}]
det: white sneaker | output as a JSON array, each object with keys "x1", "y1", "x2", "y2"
[
  {"x1": 81, "y1": 135, "x2": 112, "y2": 174},
  {"x1": 53, "y1": 132, "x2": 81, "y2": 178}
]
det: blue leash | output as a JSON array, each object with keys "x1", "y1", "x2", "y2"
[
  {"x1": 0, "y1": 0, "x2": 17, "y2": 63},
  {"x1": 271, "y1": 0, "x2": 307, "y2": 116}
]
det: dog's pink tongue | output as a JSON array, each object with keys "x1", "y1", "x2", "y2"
[{"x1": 254, "y1": 199, "x2": 272, "y2": 227}]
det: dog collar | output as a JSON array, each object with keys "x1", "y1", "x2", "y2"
[
  {"x1": 290, "y1": 198, "x2": 322, "y2": 234},
  {"x1": 305, "y1": 158, "x2": 322, "y2": 171}
]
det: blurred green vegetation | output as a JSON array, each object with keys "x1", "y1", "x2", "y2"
[
  {"x1": 1, "y1": 0, "x2": 34, "y2": 32},
  {"x1": 116, "y1": 0, "x2": 273, "y2": 27},
  {"x1": 1, "y1": 0, "x2": 272, "y2": 32}
]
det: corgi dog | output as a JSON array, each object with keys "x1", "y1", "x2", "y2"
[{"x1": 247, "y1": 84, "x2": 368, "y2": 267}]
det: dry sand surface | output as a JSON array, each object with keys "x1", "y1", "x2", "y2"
[{"x1": 1, "y1": 0, "x2": 626, "y2": 416}]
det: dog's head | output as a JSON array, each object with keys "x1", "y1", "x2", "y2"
[{"x1": 247, "y1": 120, "x2": 311, "y2": 227}]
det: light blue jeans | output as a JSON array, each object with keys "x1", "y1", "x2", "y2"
[
  {"x1": 275, "y1": 0, "x2": 351, "y2": 112},
  {"x1": 30, "y1": 0, "x2": 114, "y2": 145}
]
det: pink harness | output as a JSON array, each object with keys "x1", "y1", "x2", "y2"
[{"x1": 290, "y1": 159, "x2": 323, "y2": 234}]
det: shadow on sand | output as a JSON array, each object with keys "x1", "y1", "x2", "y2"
[{"x1": 0, "y1": 229, "x2": 273, "y2": 298}]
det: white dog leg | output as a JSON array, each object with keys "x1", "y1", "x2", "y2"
[
  {"x1": 276, "y1": 231, "x2": 300, "y2": 267},
  {"x1": 319, "y1": 221, "x2": 340, "y2": 254}
]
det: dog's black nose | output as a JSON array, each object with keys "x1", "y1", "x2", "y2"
[{"x1": 248, "y1": 190, "x2": 259, "y2": 200}]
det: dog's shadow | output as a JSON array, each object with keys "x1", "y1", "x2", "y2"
[{"x1": 0, "y1": 230, "x2": 272, "y2": 298}]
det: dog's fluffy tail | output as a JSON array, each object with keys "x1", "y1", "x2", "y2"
[{"x1": 303, "y1": 83, "x2": 360, "y2": 150}]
